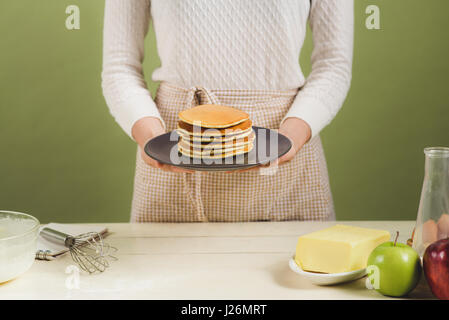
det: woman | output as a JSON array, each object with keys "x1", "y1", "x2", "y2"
[{"x1": 102, "y1": 0, "x2": 353, "y2": 222}]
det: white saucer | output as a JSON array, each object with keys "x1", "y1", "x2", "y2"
[{"x1": 288, "y1": 256, "x2": 367, "y2": 286}]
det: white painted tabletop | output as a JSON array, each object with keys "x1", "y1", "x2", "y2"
[{"x1": 0, "y1": 221, "x2": 434, "y2": 300}]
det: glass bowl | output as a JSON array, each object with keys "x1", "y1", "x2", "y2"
[{"x1": 0, "y1": 210, "x2": 40, "y2": 283}]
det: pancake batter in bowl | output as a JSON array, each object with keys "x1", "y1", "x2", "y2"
[{"x1": 101, "y1": 0, "x2": 353, "y2": 222}]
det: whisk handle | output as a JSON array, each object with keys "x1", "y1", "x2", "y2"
[{"x1": 40, "y1": 227, "x2": 75, "y2": 248}]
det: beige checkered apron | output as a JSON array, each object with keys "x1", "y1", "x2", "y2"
[{"x1": 131, "y1": 82, "x2": 335, "y2": 222}]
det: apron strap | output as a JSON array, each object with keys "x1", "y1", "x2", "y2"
[
  {"x1": 182, "y1": 86, "x2": 219, "y2": 222},
  {"x1": 182, "y1": 173, "x2": 207, "y2": 222}
]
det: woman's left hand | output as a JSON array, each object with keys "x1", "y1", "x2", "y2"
[
  {"x1": 276, "y1": 117, "x2": 311, "y2": 165},
  {"x1": 232, "y1": 117, "x2": 311, "y2": 173}
]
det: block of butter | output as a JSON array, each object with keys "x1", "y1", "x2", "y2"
[{"x1": 295, "y1": 225, "x2": 390, "y2": 274}]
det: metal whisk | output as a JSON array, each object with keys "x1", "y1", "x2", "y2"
[{"x1": 39, "y1": 227, "x2": 117, "y2": 274}]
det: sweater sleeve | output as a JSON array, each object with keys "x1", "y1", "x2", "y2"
[
  {"x1": 281, "y1": 0, "x2": 354, "y2": 137},
  {"x1": 101, "y1": 0, "x2": 165, "y2": 139}
]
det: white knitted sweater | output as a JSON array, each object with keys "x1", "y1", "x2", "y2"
[{"x1": 102, "y1": 0, "x2": 353, "y2": 138}]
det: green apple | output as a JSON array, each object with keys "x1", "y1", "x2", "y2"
[{"x1": 367, "y1": 232, "x2": 422, "y2": 297}]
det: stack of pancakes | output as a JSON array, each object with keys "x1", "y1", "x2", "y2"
[{"x1": 176, "y1": 104, "x2": 255, "y2": 159}]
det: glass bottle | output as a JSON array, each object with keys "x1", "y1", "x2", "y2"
[{"x1": 412, "y1": 147, "x2": 449, "y2": 256}]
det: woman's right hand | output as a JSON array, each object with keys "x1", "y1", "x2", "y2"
[{"x1": 132, "y1": 117, "x2": 194, "y2": 173}]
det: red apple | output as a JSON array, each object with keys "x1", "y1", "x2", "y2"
[{"x1": 423, "y1": 238, "x2": 449, "y2": 300}]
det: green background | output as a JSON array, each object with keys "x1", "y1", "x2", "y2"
[{"x1": 1, "y1": 0, "x2": 448, "y2": 223}]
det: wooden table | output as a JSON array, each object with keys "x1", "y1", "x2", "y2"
[{"x1": 0, "y1": 221, "x2": 434, "y2": 300}]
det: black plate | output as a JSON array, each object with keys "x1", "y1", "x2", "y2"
[{"x1": 144, "y1": 126, "x2": 291, "y2": 172}]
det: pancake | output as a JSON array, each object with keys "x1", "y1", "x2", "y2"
[
  {"x1": 177, "y1": 119, "x2": 252, "y2": 136},
  {"x1": 178, "y1": 132, "x2": 255, "y2": 151},
  {"x1": 177, "y1": 104, "x2": 254, "y2": 159},
  {"x1": 178, "y1": 143, "x2": 254, "y2": 159},
  {"x1": 187, "y1": 131, "x2": 255, "y2": 147},
  {"x1": 179, "y1": 141, "x2": 253, "y2": 154},
  {"x1": 178, "y1": 104, "x2": 249, "y2": 128},
  {"x1": 177, "y1": 127, "x2": 253, "y2": 142}
]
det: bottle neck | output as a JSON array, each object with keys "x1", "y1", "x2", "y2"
[{"x1": 425, "y1": 156, "x2": 449, "y2": 175}]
